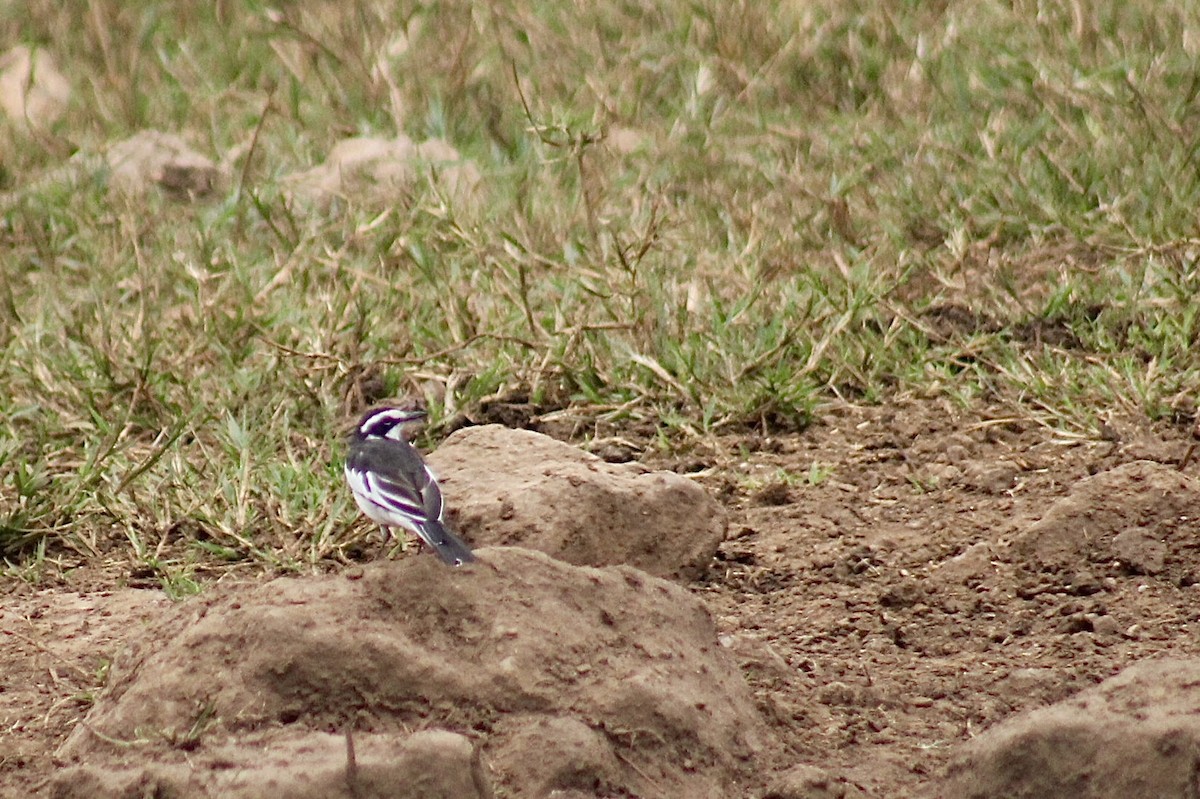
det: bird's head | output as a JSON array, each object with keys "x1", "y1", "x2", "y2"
[{"x1": 351, "y1": 405, "x2": 428, "y2": 442}]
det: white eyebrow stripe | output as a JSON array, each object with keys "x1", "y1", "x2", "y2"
[{"x1": 358, "y1": 408, "x2": 426, "y2": 438}]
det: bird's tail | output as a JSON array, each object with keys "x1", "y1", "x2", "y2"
[{"x1": 417, "y1": 519, "x2": 476, "y2": 566}]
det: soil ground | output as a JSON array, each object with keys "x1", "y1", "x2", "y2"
[{"x1": 2, "y1": 397, "x2": 1198, "y2": 797}]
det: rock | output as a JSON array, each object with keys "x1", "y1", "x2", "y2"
[
  {"x1": 106, "y1": 130, "x2": 221, "y2": 197},
  {"x1": 489, "y1": 716, "x2": 621, "y2": 797},
  {"x1": 753, "y1": 481, "x2": 794, "y2": 506},
  {"x1": 764, "y1": 763, "x2": 867, "y2": 799},
  {"x1": 930, "y1": 541, "x2": 995, "y2": 584},
  {"x1": 995, "y1": 667, "x2": 1071, "y2": 706},
  {"x1": 959, "y1": 460, "x2": 1018, "y2": 493},
  {"x1": 718, "y1": 633, "x2": 795, "y2": 687},
  {"x1": 878, "y1": 578, "x2": 926, "y2": 608},
  {"x1": 604, "y1": 126, "x2": 647, "y2": 155},
  {"x1": 283, "y1": 135, "x2": 480, "y2": 207},
  {"x1": 0, "y1": 45, "x2": 69, "y2": 128},
  {"x1": 52, "y1": 729, "x2": 490, "y2": 799},
  {"x1": 429, "y1": 425, "x2": 728, "y2": 579},
  {"x1": 1111, "y1": 528, "x2": 1166, "y2": 575},
  {"x1": 943, "y1": 658, "x2": 1200, "y2": 799},
  {"x1": 57, "y1": 548, "x2": 772, "y2": 799},
  {"x1": 1011, "y1": 461, "x2": 1199, "y2": 580}
]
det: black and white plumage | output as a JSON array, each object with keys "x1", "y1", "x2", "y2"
[{"x1": 344, "y1": 406, "x2": 475, "y2": 566}]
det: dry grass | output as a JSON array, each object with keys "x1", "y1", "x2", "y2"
[{"x1": 1, "y1": 0, "x2": 1198, "y2": 583}]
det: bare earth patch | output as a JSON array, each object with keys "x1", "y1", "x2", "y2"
[{"x1": 2, "y1": 398, "x2": 1199, "y2": 797}]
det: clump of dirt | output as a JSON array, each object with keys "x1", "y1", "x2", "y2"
[
  {"x1": 764, "y1": 763, "x2": 870, "y2": 799},
  {"x1": 53, "y1": 729, "x2": 490, "y2": 799},
  {"x1": 282, "y1": 134, "x2": 481, "y2": 208},
  {"x1": 944, "y1": 658, "x2": 1200, "y2": 799},
  {"x1": 0, "y1": 45, "x2": 70, "y2": 128},
  {"x1": 430, "y1": 424, "x2": 727, "y2": 579},
  {"x1": 1011, "y1": 460, "x2": 1200, "y2": 584},
  {"x1": 55, "y1": 548, "x2": 774, "y2": 799},
  {"x1": 106, "y1": 130, "x2": 223, "y2": 197}
]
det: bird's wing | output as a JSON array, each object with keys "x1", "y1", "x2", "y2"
[
  {"x1": 348, "y1": 438, "x2": 447, "y2": 523},
  {"x1": 419, "y1": 464, "x2": 445, "y2": 522},
  {"x1": 362, "y1": 469, "x2": 428, "y2": 521}
]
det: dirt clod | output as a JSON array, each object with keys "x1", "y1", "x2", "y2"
[
  {"x1": 283, "y1": 135, "x2": 481, "y2": 208},
  {"x1": 944, "y1": 658, "x2": 1200, "y2": 799},
  {"x1": 1012, "y1": 460, "x2": 1199, "y2": 580},
  {"x1": 0, "y1": 45, "x2": 69, "y2": 128},
  {"x1": 764, "y1": 763, "x2": 868, "y2": 799},
  {"x1": 429, "y1": 425, "x2": 728, "y2": 579},
  {"x1": 106, "y1": 130, "x2": 222, "y2": 197},
  {"x1": 55, "y1": 548, "x2": 772, "y2": 799},
  {"x1": 52, "y1": 729, "x2": 490, "y2": 799}
]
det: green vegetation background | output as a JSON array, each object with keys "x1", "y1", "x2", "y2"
[{"x1": 1, "y1": 1, "x2": 1197, "y2": 583}]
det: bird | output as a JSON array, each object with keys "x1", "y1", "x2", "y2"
[{"x1": 344, "y1": 405, "x2": 475, "y2": 566}]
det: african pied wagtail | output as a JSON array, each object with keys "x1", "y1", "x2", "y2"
[{"x1": 344, "y1": 406, "x2": 475, "y2": 566}]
